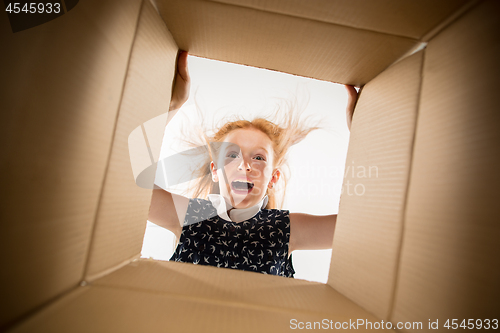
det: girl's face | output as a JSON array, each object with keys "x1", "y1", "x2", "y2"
[{"x1": 210, "y1": 128, "x2": 280, "y2": 209}]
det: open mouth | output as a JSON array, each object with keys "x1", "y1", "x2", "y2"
[{"x1": 231, "y1": 180, "x2": 254, "y2": 193}]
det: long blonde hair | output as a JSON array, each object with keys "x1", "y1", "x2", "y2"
[{"x1": 179, "y1": 98, "x2": 322, "y2": 209}]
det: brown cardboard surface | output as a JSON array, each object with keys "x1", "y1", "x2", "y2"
[
  {"x1": 10, "y1": 287, "x2": 350, "y2": 333},
  {"x1": 83, "y1": 0, "x2": 178, "y2": 280},
  {"x1": 95, "y1": 259, "x2": 380, "y2": 317},
  {"x1": 12, "y1": 260, "x2": 391, "y2": 332},
  {"x1": 391, "y1": 0, "x2": 500, "y2": 325},
  {"x1": 0, "y1": 0, "x2": 141, "y2": 328},
  {"x1": 2, "y1": 0, "x2": 497, "y2": 330},
  {"x1": 206, "y1": 0, "x2": 471, "y2": 39},
  {"x1": 155, "y1": 0, "x2": 418, "y2": 86},
  {"x1": 328, "y1": 51, "x2": 424, "y2": 320}
]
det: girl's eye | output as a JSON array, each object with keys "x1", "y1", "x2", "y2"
[{"x1": 254, "y1": 156, "x2": 266, "y2": 161}]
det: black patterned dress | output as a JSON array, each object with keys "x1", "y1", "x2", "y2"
[{"x1": 169, "y1": 198, "x2": 295, "y2": 278}]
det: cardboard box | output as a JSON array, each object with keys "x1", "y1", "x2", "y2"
[{"x1": 1, "y1": 0, "x2": 499, "y2": 331}]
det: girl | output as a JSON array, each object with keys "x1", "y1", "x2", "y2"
[{"x1": 148, "y1": 52, "x2": 358, "y2": 278}]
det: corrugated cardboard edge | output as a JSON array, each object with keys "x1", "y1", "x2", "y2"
[
  {"x1": 83, "y1": 254, "x2": 142, "y2": 284},
  {"x1": 364, "y1": 0, "x2": 481, "y2": 81},
  {"x1": 421, "y1": 0, "x2": 482, "y2": 42}
]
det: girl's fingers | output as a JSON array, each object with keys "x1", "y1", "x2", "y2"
[
  {"x1": 344, "y1": 85, "x2": 358, "y2": 102},
  {"x1": 345, "y1": 84, "x2": 359, "y2": 111},
  {"x1": 177, "y1": 51, "x2": 190, "y2": 82},
  {"x1": 344, "y1": 85, "x2": 358, "y2": 131}
]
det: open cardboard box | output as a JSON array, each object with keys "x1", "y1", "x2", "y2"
[{"x1": 1, "y1": 0, "x2": 499, "y2": 331}]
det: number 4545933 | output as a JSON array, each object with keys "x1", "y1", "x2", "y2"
[
  {"x1": 5, "y1": 3, "x2": 61, "y2": 14},
  {"x1": 444, "y1": 319, "x2": 498, "y2": 329}
]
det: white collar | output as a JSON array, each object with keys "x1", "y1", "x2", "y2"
[{"x1": 207, "y1": 194, "x2": 268, "y2": 223}]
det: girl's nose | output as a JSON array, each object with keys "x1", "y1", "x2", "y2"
[{"x1": 238, "y1": 159, "x2": 251, "y2": 171}]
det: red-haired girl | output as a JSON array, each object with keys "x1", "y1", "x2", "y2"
[{"x1": 148, "y1": 52, "x2": 358, "y2": 278}]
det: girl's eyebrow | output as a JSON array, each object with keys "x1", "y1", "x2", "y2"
[
  {"x1": 257, "y1": 147, "x2": 269, "y2": 154},
  {"x1": 222, "y1": 143, "x2": 240, "y2": 151},
  {"x1": 223, "y1": 142, "x2": 268, "y2": 155}
]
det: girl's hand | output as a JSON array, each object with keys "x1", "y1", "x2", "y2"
[
  {"x1": 169, "y1": 51, "x2": 190, "y2": 111},
  {"x1": 345, "y1": 84, "x2": 359, "y2": 131}
]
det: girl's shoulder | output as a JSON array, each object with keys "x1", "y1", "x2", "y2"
[
  {"x1": 183, "y1": 197, "x2": 217, "y2": 226},
  {"x1": 257, "y1": 208, "x2": 290, "y2": 224},
  {"x1": 262, "y1": 207, "x2": 289, "y2": 215},
  {"x1": 188, "y1": 197, "x2": 212, "y2": 208},
  {"x1": 252, "y1": 209, "x2": 291, "y2": 244}
]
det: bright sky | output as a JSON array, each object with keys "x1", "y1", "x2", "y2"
[{"x1": 141, "y1": 55, "x2": 350, "y2": 283}]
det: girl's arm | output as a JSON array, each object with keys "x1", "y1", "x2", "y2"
[
  {"x1": 149, "y1": 187, "x2": 189, "y2": 241},
  {"x1": 148, "y1": 51, "x2": 190, "y2": 240},
  {"x1": 289, "y1": 213, "x2": 337, "y2": 252},
  {"x1": 345, "y1": 85, "x2": 359, "y2": 131},
  {"x1": 288, "y1": 85, "x2": 359, "y2": 252}
]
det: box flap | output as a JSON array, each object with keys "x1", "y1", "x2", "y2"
[
  {"x1": 155, "y1": 0, "x2": 420, "y2": 86},
  {"x1": 83, "y1": 0, "x2": 178, "y2": 280},
  {"x1": 0, "y1": 0, "x2": 141, "y2": 328},
  {"x1": 392, "y1": 0, "x2": 500, "y2": 323},
  {"x1": 11, "y1": 260, "x2": 389, "y2": 332},
  {"x1": 204, "y1": 0, "x2": 471, "y2": 39},
  {"x1": 328, "y1": 51, "x2": 424, "y2": 320},
  {"x1": 95, "y1": 259, "x2": 371, "y2": 316}
]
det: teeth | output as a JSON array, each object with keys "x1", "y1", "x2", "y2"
[{"x1": 232, "y1": 180, "x2": 254, "y2": 190}]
